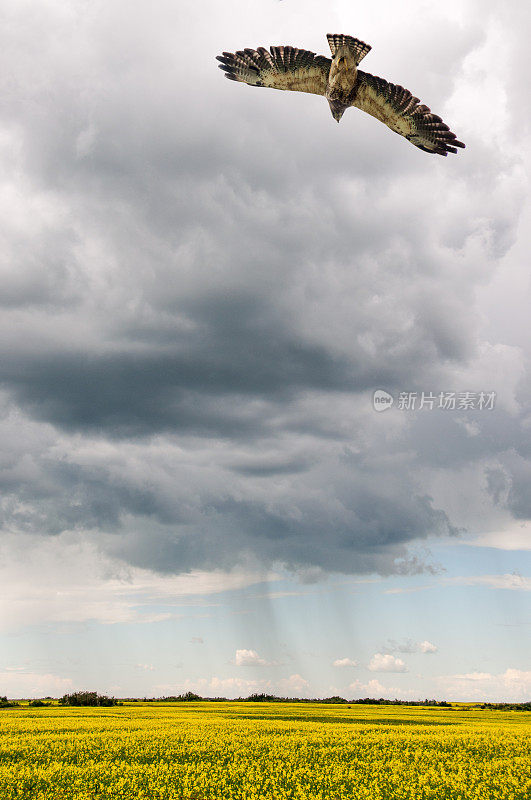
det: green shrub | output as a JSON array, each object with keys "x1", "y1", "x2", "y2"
[
  {"x1": 59, "y1": 691, "x2": 119, "y2": 707},
  {"x1": 0, "y1": 696, "x2": 18, "y2": 708}
]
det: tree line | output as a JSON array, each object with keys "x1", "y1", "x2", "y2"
[
  {"x1": 2, "y1": 691, "x2": 530, "y2": 709},
  {"x1": 127, "y1": 692, "x2": 452, "y2": 706}
]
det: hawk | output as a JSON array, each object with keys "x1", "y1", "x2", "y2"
[{"x1": 217, "y1": 33, "x2": 465, "y2": 156}]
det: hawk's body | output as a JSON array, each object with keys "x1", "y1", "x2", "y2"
[{"x1": 217, "y1": 33, "x2": 465, "y2": 156}]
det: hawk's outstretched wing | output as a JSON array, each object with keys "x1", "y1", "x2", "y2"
[
  {"x1": 350, "y1": 70, "x2": 465, "y2": 155},
  {"x1": 216, "y1": 46, "x2": 331, "y2": 96}
]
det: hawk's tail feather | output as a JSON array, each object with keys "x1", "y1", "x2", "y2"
[{"x1": 327, "y1": 33, "x2": 371, "y2": 64}]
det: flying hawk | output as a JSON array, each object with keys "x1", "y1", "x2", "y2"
[{"x1": 217, "y1": 33, "x2": 465, "y2": 156}]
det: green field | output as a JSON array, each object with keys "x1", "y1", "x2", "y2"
[{"x1": 1, "y1": 702, "x2": 530, "y2": 799}]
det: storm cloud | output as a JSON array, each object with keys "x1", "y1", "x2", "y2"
[{"x1": 1, "y1": 0, "x2": 530, "y2": 578}]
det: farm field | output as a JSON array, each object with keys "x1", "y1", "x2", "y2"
[{"x1": 0, "y1": 701, "x2": 530, "y2": 800}]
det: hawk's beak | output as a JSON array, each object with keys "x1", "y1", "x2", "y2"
[{"x1": 329, "y1": 101, "x2": 345, "y2": 124}]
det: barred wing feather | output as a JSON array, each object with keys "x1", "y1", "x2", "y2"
[
  {"x1": 217, "y1": 46, "x2": 331, "y2": 96},
  {"x1": 351, "y1": 70, "x2": 465, "y2": 156}
]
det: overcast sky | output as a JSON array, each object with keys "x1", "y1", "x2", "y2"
[{"x1": 1, "y1": 0, "x2": 530, "y2": 701}]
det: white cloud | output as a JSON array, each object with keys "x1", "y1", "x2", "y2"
[
  {"x1": 333, "y1": 657, "x2": 358, "y2": 667},
  {"x1": 0, "y1": 670, "x2": 73, "y2": 699},
  {"x1": 157, "y1": 673, "x2": 309, "y2": 698},
  {"x1": 446, "y1": 573, "x2": 531, "y2": 591},
  {"x1": 381, "y1": 639, "x2": 438, "y2": 655},
  {"x1": 350, "y1": 678, "x2": 387, "y2": 695},
  {"x1": 463, "y1": 525, "x2": 531, "y2": 551},
  {"x1": 368, "y1": 653, "x2": 408, "y2": 673},
  {"x1": 349, "y1": 678, "x2": 416, "y2": 700},
  {"x1": 438, "y1": 668, "x2": 531, "y2": 701},
  {"x1": 211, "y1": 676, "x2": 265, "y2": 693},
  {"x1": 158, "y1": 676, "x2": 272, "y2": 697},
  {"x1": 278, "y1": 674, "x2": 310, "y2": 694},
  {"x1": 388, "y1": 573, "x2": 531, "y2": 596},
  {"x1": 233, "y1": 649, "x2": 274, "y2": 667},
  {"x1": 0, "y1": 532, "x2": 275, "y2": 631}
]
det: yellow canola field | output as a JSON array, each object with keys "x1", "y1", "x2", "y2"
[{"x1": 0, "y1": 702, "x2": 530, "y2": 800}]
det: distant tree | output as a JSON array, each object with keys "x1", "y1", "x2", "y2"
[
  {"x1": 59, "y1": 691, "x2": 119, "y2": 707},
  {"x1": 28, "y1": 699, "x2": 51, "y2": 707},
  {"x1": 0, "y1": 696, "x2": 18, "y2": 708},
  {"x1": 156, "y1": 693, "x2": 203, "y2": 702},
  {"x1": 321, "y1": 696, "x2": 348, "y2": 704},
  {"x1": 245, "y1": 693, "x2": 281, "y2": 702},
  {"x1": 480, "y1": 702, "x2": 531, "y2": 711}
]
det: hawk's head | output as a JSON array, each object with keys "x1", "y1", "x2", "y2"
[{"x1": 328, "y1": 99, "x2": 346, "y2": 123}]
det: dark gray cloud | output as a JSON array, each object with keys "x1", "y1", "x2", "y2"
[{"x1": 0, "y1": 0, "x2": 529, "y2": 577}]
